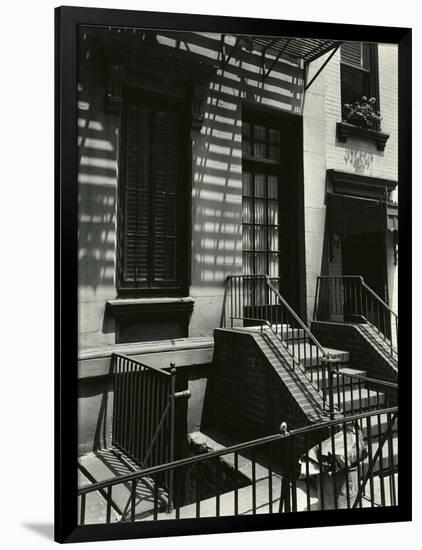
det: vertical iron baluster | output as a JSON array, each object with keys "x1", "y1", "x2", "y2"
[
  {"x1": 290, "y1": 437, "x2": 297, "y2": 513},
  {"x1": 153, "y1": 474, "x2": 159, "y2": 520},
  {"x1": 140, "y1": 367, "x2": 146, "y2": 464},
  {"x1": 305, "y1": 433, "x2": 311, "y2": 511},
  {"x1": 387, "y1": 413, "x2": 397, "y2": 505},
  {"x1": 355, "y1": 421, "x2": 362, "y2": 508},
  {"x1": 252, "y1": 448, "x2": 256, "y2": 514},
  {"x1": 318, "y1": 439, "x2": 325, "y2": 510},
  {"x1": 230, "y1": 278, "x2": 233, "y2": 328},
  {"x1": 215, "y1": 457, "x2": 221, "y2": 517},
  {"x1": 268, "y1": 443, "x2": 273, "y2": 513},
  {"x1": 330, "y1": 425, "x2": 338, "y2": 510},
  {"x1": 336, "y1": 371, "x2": 341, "y2": 412},
  {"x1": 377, "y1": 412, "x2": 386, "y2": 506},
  {"x1": 106, "y1": 486, "x2": 111, "y2": 523},
  {"x1": 342, "y1": 422, "x2": 350, "y2": 508},
  {"x1": 196, "y1": 462, "x2": 201, "y2": 518},
  {"x1": 234, "y1": 452, "x2": 239, "y2": 515},
  {"x1": 80, "y1": 494, "x2": 86, "y2": 526},
  {"x1": 342, "y1": 372, "x2": 346, "y2": 416},
  {"x1": 168, "y1": 364, "x2": 176, "y2": 512},
  {"x1": 131, "y1": 480, "x2": 137, "y2": 522},
  {"x1": 366, "y1": 415, "x2": 375, "y2": 506}
]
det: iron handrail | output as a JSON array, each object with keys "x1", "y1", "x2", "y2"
[
  {"x1": 266, "y1": 277, "x2": 328, "y2": 357},
  {"x1": 332, "y1": 371, "x2": 398, "y2": 389},
  {"x1": 78, "y1": 405, "x2": 397, "y2": 496},
  {"x1": 227, "y1": 274, "x2": 328, "y2": 358},
  {"x1": 112, "y1": 352, "x2": 171, "y2": 376},
  {"x1": 317, "y1": 276, "x2": 398, "y2": 319}
]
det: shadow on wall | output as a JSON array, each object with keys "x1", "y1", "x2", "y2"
[
  {"x1": 190, "y1": 34, "x2": 303, "y2": 288},
  {"x1": 78, "y1": 59, "x2": 118, "y2": 295}
]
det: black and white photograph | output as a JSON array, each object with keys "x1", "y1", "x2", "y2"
[{"x1": 53, "y1": 4, "x2": 411, "y2": 544}]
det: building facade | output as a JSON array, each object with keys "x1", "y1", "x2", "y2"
[{"x1": 77, "y1": 29, "x2": 398, "y2": 454}]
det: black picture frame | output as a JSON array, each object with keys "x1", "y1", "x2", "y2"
[{"x1": 55, "y1": 6, "x2": 412, "y2": 543}]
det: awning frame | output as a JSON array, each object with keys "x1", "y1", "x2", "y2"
[{"x1": 220, "y1": 34, "x2": 343, "y2": 88}]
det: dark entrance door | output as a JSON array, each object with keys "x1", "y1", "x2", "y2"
[
  {"x1": 341, "y1": 233, "x2": 388, "y2": 328},
  {"x1": 341, "y1": 233, "x2": 387, "y2": 300}
]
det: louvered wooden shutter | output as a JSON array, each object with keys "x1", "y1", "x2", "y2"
[
  {"x1": 120, "y1": 96, "x2": 180, "y2": 290},
  {"x1": 341, "y1": 42, "x2": 371, "y2": 70}
]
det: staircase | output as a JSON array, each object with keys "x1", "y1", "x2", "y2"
[{"x1": 77, "y1": 275, "x2": 398, "y2": 524}]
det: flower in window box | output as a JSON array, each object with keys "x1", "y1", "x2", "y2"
[{"x1": 344, "y1": 96, "x2": 382, "y2": 132}]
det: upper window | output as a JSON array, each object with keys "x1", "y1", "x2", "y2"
[
  {"x1": 340, "y1": 42, "x2": 379, "y2": 119},
  {"x1": 117, "y1": 90, "x2": 188, "y2": 294}
]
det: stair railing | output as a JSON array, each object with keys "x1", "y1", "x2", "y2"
[
  {"x1": 225, "y1": 274, "x2": 334, "y2": 406},
  {"x1": 77, "y1": 406, "x2": 398, "y2": 524},
  {"x1": 313, "y1": 276, "x2": 398, "y2": 359}
]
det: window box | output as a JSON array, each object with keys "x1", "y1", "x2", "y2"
[{"x1": 336, "y1": 121, "x2": 390, "y2": 152}]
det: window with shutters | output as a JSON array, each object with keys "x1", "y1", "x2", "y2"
[
  {"x1": 340, "y1": 41, "x2": 379, "y2": 119},
  {"x1": 117, "y1": 90, "x2": 189, "y2": 294}
]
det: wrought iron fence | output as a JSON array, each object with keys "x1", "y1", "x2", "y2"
[{"x1": 78, "y1": 406, "x2": 398, "y2": 524}]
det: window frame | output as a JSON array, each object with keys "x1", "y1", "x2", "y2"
[
  {"x1": 116, "y1": 88, "x2": 190, "y2": 297},
  {"x1": 241, "y1": 113, "x2": 284, "y2": 279}
]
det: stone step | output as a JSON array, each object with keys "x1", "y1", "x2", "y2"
[
  {"x1": 78, "y1": 449, "x2": 167, "y2": 524},
  {"x1": 236, "y1": 324, "x2": 309, "y2": 342},
  {"x1": 334, "y1": 388, "x2": 385, "y2": 413},
  {"x1": 362, "y1": 435, "x2": 398, "y2": 476},
  {"x1": 290, "y1": 344, "x2": 350, "y2": 368},
  {"x1": 308, "y1": 367, "x2": 366, "y2": 390},
  {"x1": 360, "y1": 413, "x2": 398, "y2": 439}
]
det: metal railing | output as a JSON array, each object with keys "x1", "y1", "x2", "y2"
[
  {"x1": 321, "y1": 356, "x2": 398, "y2": 419},
  {"x1": 112, "y1": 354, "x2": 190, "y2": 511},
  {"x1": 78, "y1": 406, "x2": 398, "y2": 523},
  {"x1": 313, "y1": 276, "x2": 398, "y2": 359},
  {"x1": 224, "y1": 274, "x2": 332, "y2": 403}
]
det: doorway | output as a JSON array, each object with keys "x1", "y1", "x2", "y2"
[
  {"x1": 341, "y1": 233, "x2": 387, "y2": 301},
  {"x1": 241, "y1": 107, "x2": 305, "y2": 317}
]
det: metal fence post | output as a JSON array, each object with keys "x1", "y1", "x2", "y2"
[
  {"x1": 168, "y1": 362, "x2": 177, "y2": 513},
  {"x1": 321, "y1": 354, "x2": 338, "y2": 420}
]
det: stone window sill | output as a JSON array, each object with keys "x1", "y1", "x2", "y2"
[{"x1": 336, "y1": 122, "x2": 390, "y2": 152}]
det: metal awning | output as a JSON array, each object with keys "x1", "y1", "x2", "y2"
[
  {"x1": 239, "y1": 36, "x2": 341, "y2": 63},
  {"x1": 327, "y1": 193, "x2": 398, "y2": 238},
  {"x1": 222, "y1": 35, "x2": 342, "y2": 87}
]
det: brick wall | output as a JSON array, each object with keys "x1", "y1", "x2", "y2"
[
  {"x1": 209, "y1": 329, "x2": 328, "y2": 442},
  {"x1": 324, "y1": 45, "x2": 398, "y2": 181},
  {"x1": 311, "y1": 321, "x2": 397, "y2": 383}
]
